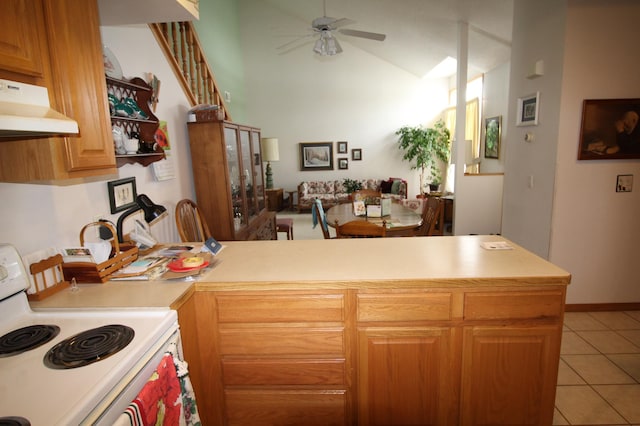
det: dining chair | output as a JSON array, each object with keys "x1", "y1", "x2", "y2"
[
  {"x1": 335, "y1": 219, "x2": 387, "y2": 238},
  {"x1": 175, "y1": 199, "x2": 212, "y2": 242},
  {"x1": 414, "y1": 196, "x2": 444, "y2": 236},
  {"x1": 311, "y1": 198, "x2": 332, "y2": 239}
]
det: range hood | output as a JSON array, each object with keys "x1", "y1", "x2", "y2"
[{"x1": 0, "y1": 79, "x2": 79, "y2": 138}]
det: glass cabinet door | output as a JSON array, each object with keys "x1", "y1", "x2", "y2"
[
  {"x1": 224, "y1": 125, "x2": 245, "y2": 230},
  {"x1": 251, "y1": 129, "x2": 266, "y2": 212},
  {"x1": 239, "y1": 128, "x2": 257, "y2": 220}
]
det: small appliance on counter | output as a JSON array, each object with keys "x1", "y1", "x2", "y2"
[{"x1": 0, "y1": 243, "x2": 183, "y2": 424}]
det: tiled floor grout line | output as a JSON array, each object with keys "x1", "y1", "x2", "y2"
[{"x1": 556, "y1": 311, "x2": 640, "y2": 425}]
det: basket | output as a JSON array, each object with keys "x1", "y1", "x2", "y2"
[
  {"x1": 195, "y1": 108, "x2": 224, "y2": 122},
  {"x1": 62, "y1": 222, "x2": 139, "y2": 283}
]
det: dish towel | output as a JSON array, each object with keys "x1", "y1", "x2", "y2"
[
  {"x1": 311, "y1": 199, "x2": 328, "y2": 229},
  {"x1": 115, "y1": 341, "x2": 201, "y2": 426}
]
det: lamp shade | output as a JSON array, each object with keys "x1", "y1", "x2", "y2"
[{"x1": 261, "y1": 138, "x2": 279, "y2": 162}]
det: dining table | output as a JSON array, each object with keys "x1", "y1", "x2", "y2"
[{"x1": 325, "y1": 201, "x2": 423, "y2": 236}]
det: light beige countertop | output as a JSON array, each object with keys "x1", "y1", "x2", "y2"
[{"x1": 30, "y1": 235, "x2": 570, "y2": 310}]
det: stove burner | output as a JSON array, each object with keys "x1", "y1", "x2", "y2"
[
  {"x1": 43, "y1": 324, "x2": 134, "y2": 369},
  {"x1": 0, "y1": 325, "x2": 60, "y2": 357},
  {"x1": 0, "y1": 417, "x2": 30, "y2": 426}
]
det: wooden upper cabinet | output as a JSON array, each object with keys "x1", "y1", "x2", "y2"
[
  {"x1": 0, "y1": 0, "x2": 115, "y2": 182},
  {"x1": 0, "y1": 0, "x2": 47, "y2": 81}
]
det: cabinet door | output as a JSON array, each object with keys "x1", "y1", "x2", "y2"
[
  {"x1": 224, "y1": 124, "x2": 245, "y2": 229},
  {"x1": 250, "y1": 129, "x2": 266, "y2": 212},
  {"x1": 358, "y1": 327, "x2": 459, "y2": 426},
  {"x1": 0, "y1": 0, "x2": 46, "y2": 80},
  {"x1": 238, "y1": 128, "x2": 257, "y2": 219},
  {"x1": 45, "y1": 0, "x2": 115, "y2": 173},
  {"x1": 460, "y1": 325, "x2": 561, "y2": 425}
]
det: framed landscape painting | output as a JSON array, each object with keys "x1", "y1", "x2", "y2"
[
  {"x1": 300, "y1": 142, "x2": 333, "y2": 171},
  {"x1": 578, "y1": 98, "x2": 640, "y2": 160}
]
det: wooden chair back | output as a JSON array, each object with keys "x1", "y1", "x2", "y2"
[
  {"x1": 175, "y1": 199, "x2": 212, "y2": 242},
  {"x1": 414, "y1": 197, "x2": 444, "y2": 236},
  {"x1": 312, "y1": 198, "x2": 332, "y2": 239},
  {"x1": 335, "y1": 220, "x2": 387, "y2": 238}
]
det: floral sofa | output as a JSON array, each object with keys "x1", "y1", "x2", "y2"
[{"x1": 297, "y1": 177, "x2": 407, "y2": 212}]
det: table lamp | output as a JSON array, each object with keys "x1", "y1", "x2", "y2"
[
  {"x1": 260, "y1": 137, "x2": 279, "y2": 189},
  {"x1": 116, "y1": 194, "x2": 167, "y2": 243}
]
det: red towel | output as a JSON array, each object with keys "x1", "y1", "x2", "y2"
[{"x1": 131, "y1": 353, "x2": 182, "y2": 425}]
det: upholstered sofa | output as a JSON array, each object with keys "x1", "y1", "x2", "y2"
[{"x1": 297, "y1": 178, "x2": 407, "y2": 212}]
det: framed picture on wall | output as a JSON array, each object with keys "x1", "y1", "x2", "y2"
[
  {"x1": 338, "y1": 158, "x2": 349, "y2": 170},
  {"x1": 516, "y1": 92, "x2": 539, "y2": 126},
  {"x1": 578, "y1": 98, "x2": 640, "y2": 160},
  {"x1": 337, "y1": 141, "x2": 348, "y2": 154},
  {"x1": 300, "y1": 142, "x2": 334, "y2": 171},
  {"x1": 484, "y1": 116, "x2": 501, "y2": 159},
  {"x1": 107, "y1": 177, "x2": 137, "y2": 214},
  {"x1": 352, "y1": 148, "x2": 362, "y2": 161}
]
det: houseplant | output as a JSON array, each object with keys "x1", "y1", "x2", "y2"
[
  {"x1": 396, "y1": 119, "x2": 451, "y2": 195},
  {"x1": 342, "y1": 178, "x2": 363, "y2": 194}
]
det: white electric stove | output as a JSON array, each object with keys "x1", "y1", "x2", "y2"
[{"x1": 0, "y1": 244, "x2": 179, "y2": 425}]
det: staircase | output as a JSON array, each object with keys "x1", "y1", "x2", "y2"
[{"x1": 149, "y1": 22, "x2": 231, "y2": 121}]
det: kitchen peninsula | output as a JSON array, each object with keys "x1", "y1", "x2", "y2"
[{"x1": 32, "y1": 236, "x2": 571, "y2": 426}]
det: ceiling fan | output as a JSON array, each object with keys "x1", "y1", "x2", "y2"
[{"x1": 278, "y1": 0, "x2": 386, "y2": 56}]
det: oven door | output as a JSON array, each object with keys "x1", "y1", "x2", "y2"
[{"x1": 89, "y1": 327, "x2": 179, "y2": 425}]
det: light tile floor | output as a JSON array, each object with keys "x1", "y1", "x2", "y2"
[
  {"x1": 555, "y1": 310, "x2": 640, "y2": 425},
  {"x1": 277, "y1": 213, "x2": 640, "y2": 425}
]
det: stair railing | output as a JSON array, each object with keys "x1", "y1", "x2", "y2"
[{"x1": 149, "y1": 22, "x2": 231, "y2": 121}]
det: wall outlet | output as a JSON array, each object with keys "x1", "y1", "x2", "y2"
[{"x1": 616, "y1": 174, "x2": 633, "y2": 192}]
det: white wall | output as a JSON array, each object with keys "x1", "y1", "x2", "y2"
[
  {"x1": 0, "y1": 25, "x2": 195, "y2": 256},
  {"x1": 238, "y1": 0, "x2": 450, "y2": 198},
  {"x1": 550, "y1": 0, "x2": 640, "y2": 304}
]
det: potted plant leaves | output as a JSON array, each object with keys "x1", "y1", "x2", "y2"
[
  {"x1": 396, "y1": 119, "x2": 451, "y2": 195},
  {"x1": 342, "y1": 178, "x2": 363, "y2": 194}
]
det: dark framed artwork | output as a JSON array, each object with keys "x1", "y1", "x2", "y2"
[
  {"x1": 578, "y1": 98, "x2": 640, "y2": 160},
  {"x1": 338, "y1": 158, "x2": 349, "y2": 170},
  {"x1": 516, "y1": 92, "x2": 539, "y2": 126},
  {"x1": 107, "y1": 177, "x2": 137, "y2": 213},
  {"x1": 300, "y1": 142, "x2": 334, "y2": 171},
  {"x1": 484, "y1": 116, "x2": 501, "y2": 159},
  {"x1": 337, "y1": 141, "x2": 348, "y2": 154},
  {"x1": 352, "y1": 148, "x2": 362, "y2": 161}
]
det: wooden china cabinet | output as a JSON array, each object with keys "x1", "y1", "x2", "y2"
[{"x1": 187, "y1": 120, "x2": 276, "y2": 241}]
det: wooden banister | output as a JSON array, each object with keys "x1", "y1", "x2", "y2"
[{"x1": 149, "y1": 22, "x2": 231, "y2": 121}]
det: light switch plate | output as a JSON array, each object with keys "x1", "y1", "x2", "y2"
[{"x1": 616, "y1": 174, "x2": 633, "y2": 192}]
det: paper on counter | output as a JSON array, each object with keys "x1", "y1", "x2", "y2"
[{"x1": 481, "y1": 241, "x2": 513, "y2": 250}]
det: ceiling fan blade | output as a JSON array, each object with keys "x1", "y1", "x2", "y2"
[
  {"x1": 276, "y1": 33, "x2": 314, "y2": 50},
  {"x1": 330, "y1": 18, "x2": 356, "y2": 29},
  {"x1": 338, "y1": 28, "x2": 386, "y2": 41}
]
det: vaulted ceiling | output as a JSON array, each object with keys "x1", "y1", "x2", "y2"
[{"x1": 265, "y1": 0, "x2": 513, "y2": 78}]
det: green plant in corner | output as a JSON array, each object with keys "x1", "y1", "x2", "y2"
[
  {"x1": 396, "y1": 119, "x2": 451, "y2": 195},
  {"x1": 342, "y1": 178, "x2": 363, "y2": 193}
]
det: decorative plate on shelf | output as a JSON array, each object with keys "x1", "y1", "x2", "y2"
[{"x1": 103, "y1": 46, "x2": 123, "y2": 79}]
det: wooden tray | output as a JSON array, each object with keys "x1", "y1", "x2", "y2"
[{"x1": 62, "y1": 222, "x2": 139, "y2": 283}]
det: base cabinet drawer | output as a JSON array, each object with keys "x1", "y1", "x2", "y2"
[
  {"x1": 225, "y1": 389, "x2": 348, "y2": 426},
  {"x1": 219, "y1": 327, "x2": 344, "y2": 355},
  {"x1": 223, "y1": 358, "x2": 346, "y2": 385}
]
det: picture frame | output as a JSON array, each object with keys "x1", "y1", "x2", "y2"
[
  {"x1": 337, "y1": 141, "x2": 348, "y2": 154},
  {"x1": 352, "y1": 148, "x2": 362, "y2": 161},
  {"x1": 338, "y1": 158, "x2": 349, "y2": 170},
  {"x1": 484, "y1": 115, "x2": 502, "y2": 159},
  {"x1": 107, "y1": 177, "x2": 137, "y2": 214},
  {"x1": 516, "y1": 92, "x2": 539, "y2": 126},
  {"x1": 300, "y1": 142, "x2": 334, "y2": 171},
  {"x1": 578, "y1": 98, "x2": 640, "y2": 160}
]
